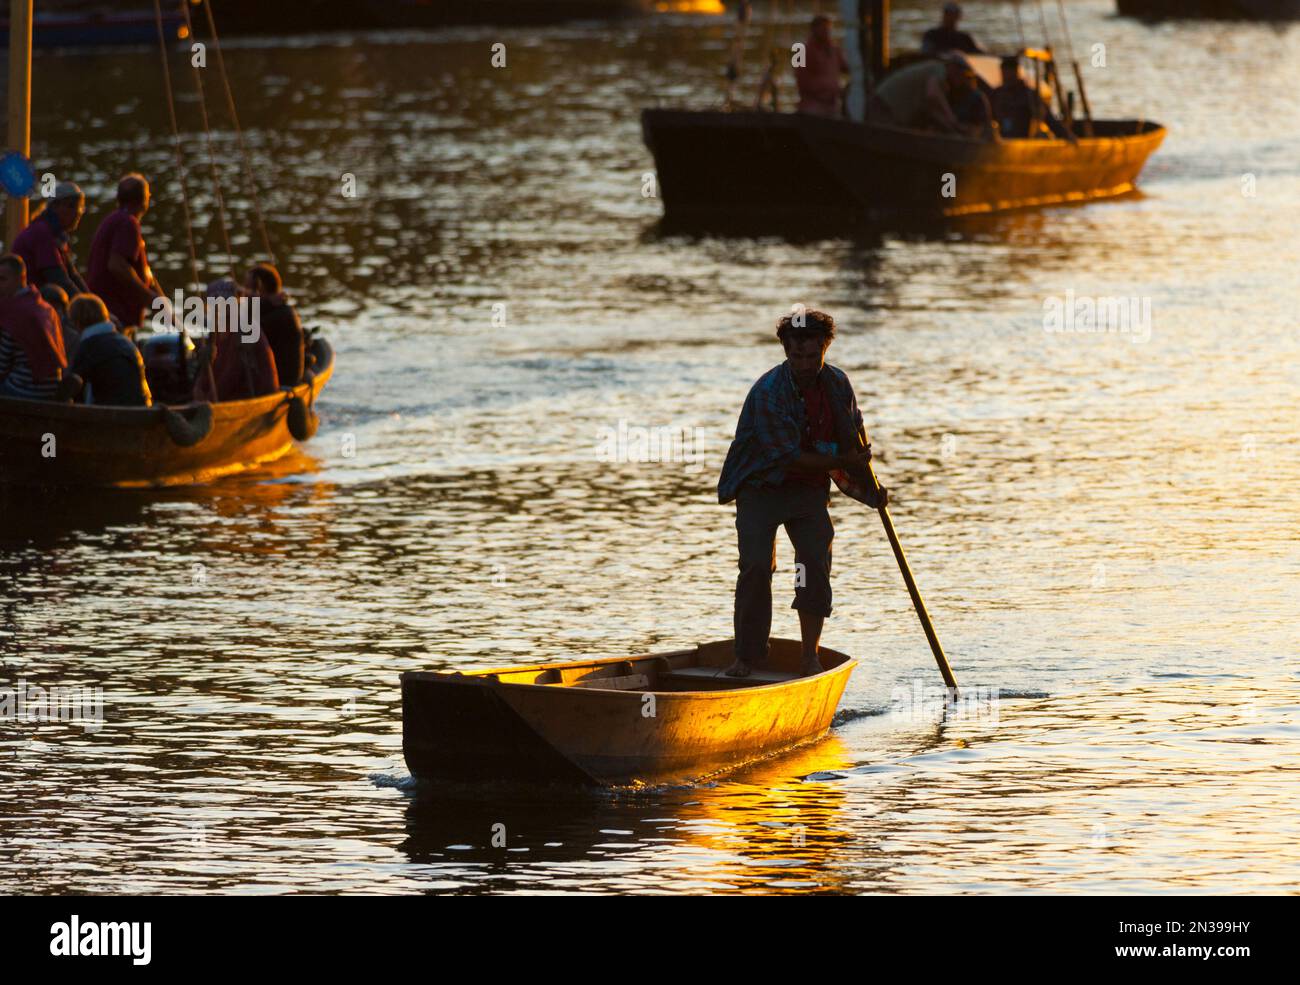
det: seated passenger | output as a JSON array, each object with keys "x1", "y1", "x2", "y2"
[
  {"x1": 192, "y1": 279, "x2": 279, "y2": 403},
  {"x1": 794, "y1": 14, "x2": 849, "y2": 117},
  {"x1": 244, "y1": 262, "x2": 305, "y2": 386},
  {"x1": 921, "y1": 2, "x2": 985, "y2": 56},
  {"x1": 39, "y1": 283, "x2": 78, "y2": 361},
  {"x1": 991, "y1": 56, "x2": 1073, "y2": 140},
  {"x1": 11, "y1": 181, "x2": 90, "y2": 297},
  {"x1": 0, "y1": 254, "x2": 66, "y2": 401},
  {"x1": 950, "y1": 63, "x2": 995, "y2": 140},
  {"x1": 871, "y1": 55, "x2": 988, "y2": 138},
  {"x1": 66, "y1": 293, "x2": 152, "y2": 407}
]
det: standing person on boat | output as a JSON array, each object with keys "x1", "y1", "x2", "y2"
[
  {"x1": 10, "y1": 181, "x2": 89, "y2": 297},
  {"x1": 86, "y1": 173, "x2": 164, "y2": 330},
  {"x1": 0, "y1": 254, "x2": 67, "y2": 401},
  {"x1": 718, "y1": 309, "x2": 887, "y2": 679},
  {"x1": 244, "y1": 262, "x2": 306, "y2": 386},
  {"x1": 991, "y1": 55, "x2": 1074, "y2": 140},
  {"x1": 65, "y1": 293, "x2": 151, "y2": 407},
  {"x1": 870, "y1": 54, "x2": 986, "y2": 137},
  {"x1": 794, "y1": 14, "x2": 850, "y2": 117},
  {"x1": 920, "y1": 2, "x2": 985, "y2": 56}
]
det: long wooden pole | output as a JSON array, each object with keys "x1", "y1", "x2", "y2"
[
  {"x1": 6, "y1": 0, "x2": 31, "y2": 246},
  {"x1": 866, "y1": 460, "x2": 958, "y2": 695}
]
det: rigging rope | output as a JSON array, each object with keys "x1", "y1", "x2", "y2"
[
  {"x1": 1012, "y1": 0, "x2": 1026, "y2": 50},
  {"x1": 1054, "y1": 0, "x2": 1079, "y2": 67},
  {"x1": 152, "y1": 0, "x2": 200, "y2": 291},
  {"x1": 1034, "y1": 0, "x2": 1055, "y2": 53},
  {"x1": 198, "y1": 0, "x2": 277, "y2": 266},
  {"x1": 179, "y1": 0, "x2": 235, "y2": 276}
]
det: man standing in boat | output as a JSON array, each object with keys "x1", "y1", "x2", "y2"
[
  {"x1": 794, "y1": 14, "x2": 849, "y2": 117},
  {"x1": 921, "y1": 2, "x2": 985, "y2": 56},
  {"x1": 718, "y1": 310, "x2": 886, "y2": 679},
  {"x1": 86, "y1": 173, "x2": 164, "y2": 330}
]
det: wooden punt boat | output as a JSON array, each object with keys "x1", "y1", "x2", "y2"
[
  {"x1": 642, "y1": 108, "x2": 1166, "y2": 224},
  {"x1": 0, "y1": 337, "x2": 333, "y2": 487},
  {"x1": 401, "y1": 637, "x2": 856, "y2": 787}
]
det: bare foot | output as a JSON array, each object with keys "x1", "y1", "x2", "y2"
[
  {"x1": 724, "y1": 660, "x2": 752, "y2": 678},
  {"x1": 800, "y1": 656, "x2": 822, "y2": 677}
]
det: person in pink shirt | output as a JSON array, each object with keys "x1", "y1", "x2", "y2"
[
  {"x1": 86, "y1": 173, "x2": 164, "y2": 329},
  {"x1": 794, "y1": 14, "x2": 849, "y2": 117}
]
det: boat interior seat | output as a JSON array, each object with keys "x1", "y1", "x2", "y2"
[{"x1": 659, "y1": 666, "x2": 798, "y2": 688}]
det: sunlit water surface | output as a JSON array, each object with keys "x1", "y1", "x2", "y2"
[{"x1": 1, "y1": 1, "x2": 1297, "y2": 894}]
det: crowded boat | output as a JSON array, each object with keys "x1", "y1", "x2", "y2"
[{"x1": 0, "y1": 172, "x2": 308, "y2": 409}]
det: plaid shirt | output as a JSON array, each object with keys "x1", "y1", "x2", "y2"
[{"x1": 717, "y1": 361, "x2": 880, "y2": 506}]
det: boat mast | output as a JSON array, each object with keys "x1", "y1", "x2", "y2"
[
  {"x1": 839, "y1": 0, "x2": 867, "y2": 120},
  {"x1": 840, "y1": 0, "x2": 888, "y2": 121},
  {"x1": 870, "y1": 0, "x2": 889, "y2": 87},
  {"x1": 5, "y1": 0, "x2": 31, "y2": 245}
]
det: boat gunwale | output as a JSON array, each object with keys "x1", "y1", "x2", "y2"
[
  {"x1": 400, "y1": 641, "x2": 858, "y2": 700},
  {"x1": 0, "y1": 336, "x2": 335, "y2": 425}
]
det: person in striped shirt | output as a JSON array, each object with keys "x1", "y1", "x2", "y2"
[{"x1": 0, "y1": 253, "x2": 67, "y2": 401}]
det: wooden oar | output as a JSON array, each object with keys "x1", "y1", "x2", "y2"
[{"x1": 864, "y1": 458, "x2": 959, "y2": 696}]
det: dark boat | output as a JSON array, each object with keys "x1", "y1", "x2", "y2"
[
  {"x1": 0, "y1": 337, "x2": 333, "y2": 487},
  {"x1": 197, "y1": 0, "x2": 651, "y2": 35},
  {"x1": 642, "y1": 1, "x2": 1165, "y2": 226},
  {"x1": 1117, "y1": 0, "x2": 1300, "y2": 19},
  {"x1": 402, "y1": 638, "x2": 856, "y2": 787},
  {"x1": 0, "y1": 10, "x2": 185, "y2": 49},
  {"x1": 644, "y1": 108, "x2": 1164, "y2": 223}
]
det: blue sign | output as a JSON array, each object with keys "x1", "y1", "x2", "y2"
[{"x1": 0, "y1": 151, "x2": 36, "y2": 197}]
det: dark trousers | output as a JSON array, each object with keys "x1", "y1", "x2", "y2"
[{"x1": 733, "y1": 482, "x2": 834, "y2": 666}]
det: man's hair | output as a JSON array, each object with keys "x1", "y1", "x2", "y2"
[
  {"x1": 0, "y1": 253, "x2": 27, "y2": 279},
  {"x1": 117, "y1": 173, "x2": 148, "y2": 208},
  {"x1": 40, "y1": 284, "x2": 69, "y2": 313},
  {"x1": 776, "y1": 308, "x2": 836, "y2": 344},
  {"x1": 247, "y1": 262, "x2": 282, "y2": 295},
  {"x1": 811, "y1": 13, "x2": 831, "y2": 28},
  {"x1": 53, "y1": 181, "x2": 84, "y2": 205},
  {"x1": 69, "y1": 293, "x2": 109, "y2": 331},
  {"x1": 1000, "y1": 55, "x2": 1019, "y2": 73}
]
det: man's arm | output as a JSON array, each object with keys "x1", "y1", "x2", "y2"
[
  {"x1": 39, "y1": 266, "x2": 77, "y2": 295},
  {"x1": 1040, "y1": 97, "x2": 1076, "y2": 142},
  {"x1": 106, "y1": 252, "x2": 157, "y2": 312},
  {"x1": 925, "y1": 76, "x2": 963, "y2": 132}
]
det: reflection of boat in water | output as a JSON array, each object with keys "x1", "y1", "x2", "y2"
[
  {"x1": 398, "y1": 731, "x2": 859, "y2": 893},
  {"x1": 642, "y1": 1, "x2": 1164, "y2": 227},
  {"x1": 1117, "y1": 0, "x2": 1300, "y2": 20},
  {"x1": 402, "y1": 638, "x2": 855, "y2": 787},
  {"x1": 0, "y1": 338, "x2": 333, "y2": 487}
]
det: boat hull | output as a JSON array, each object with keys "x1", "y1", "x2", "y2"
[
  {"x1": 402, "y1": 638, "x2": 856, "y2": 787},
  {"x1": 0, "y1": 338, "x2": 333, "y2": 488},
  {"x1": 641, "y1": 109, "x2": 1166, "y2": 225}
]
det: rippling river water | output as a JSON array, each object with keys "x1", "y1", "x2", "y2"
[{"x1": 1, "y1": 1, "x2": 1297, "y2": 894}]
